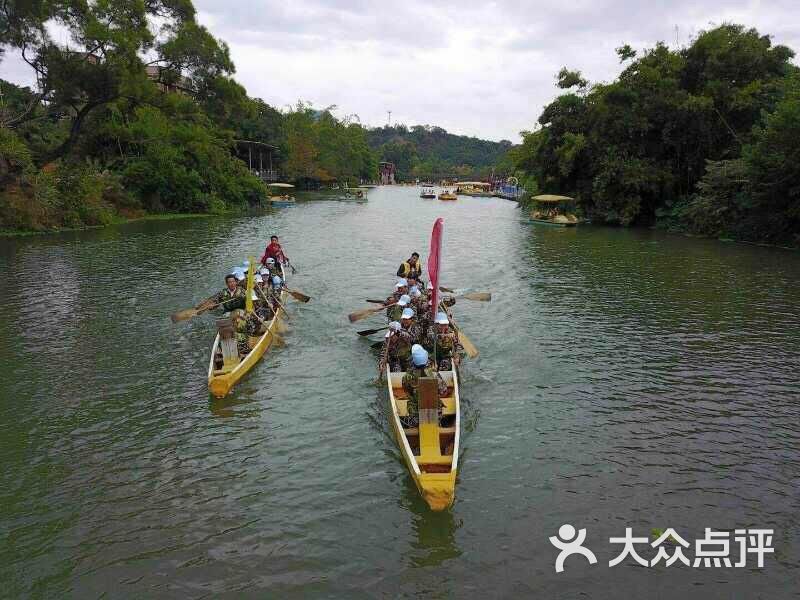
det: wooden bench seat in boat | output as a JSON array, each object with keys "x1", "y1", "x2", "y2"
[
  {"x1": 393, "y1": 386, "x2": 454, "y2": 400},
  {"x1": 401, "y1": 426, "x2": 457, "y2": 436},
  {"x1": 395, "y1": 396, "x2": 456, "y2": 417}
]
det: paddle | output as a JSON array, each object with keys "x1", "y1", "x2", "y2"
[
  {"x1": 370, "y1": 340, "x2": 384, "y2": 350},
  {"x1": 438, "y1": 287, "x2": 491, "y2": 302},
  {"x1": 460, "y1": 292, "x2": 491, "y2": 302},
  {"x1": 366, "y1": 298, "x2": 386, "y2": 304},
  {"x1": 256, "y1": 285, "x2": 291, "y2": 321},
  {"x1": 287, "y1": 288, "x2": 311, "y2": 303},
  {"x1": 439, "y1": 302, "x2": 479, "y2": 359},
  {"x1": 254, "y1": 309, "x2": 286, "y2": 345},
  {"x1": 171, "y1": 296, "x2": 238, "y2": 323},
  {"x1": 357, "y1": 325, "x2": 388, "y2": 337},
  {"x1": 348, "y1": 302, "x2": 396, "y2": 323},
  {"x1": 286, "y1": 260, "x2": 298, "y2": 275}
]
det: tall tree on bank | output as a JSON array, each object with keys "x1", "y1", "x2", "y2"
[
  {"x1": 1, "y1": 0, "x2": 233, "y2": 161},
  {"x1": 500, "y1": 23, "x2": 799, "y2": 244}
]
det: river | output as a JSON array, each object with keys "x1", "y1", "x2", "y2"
[{"x1": 1, "y1": 185, "x2": 799, "y2": 598}]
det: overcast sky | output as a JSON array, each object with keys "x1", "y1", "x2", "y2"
[{"x1": 3, "y1": 0, "x2": 800, "y2": 142}]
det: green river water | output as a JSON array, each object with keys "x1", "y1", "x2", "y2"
[{"x1": 1, "y1": 186, "x2": 799, "y2": 598}]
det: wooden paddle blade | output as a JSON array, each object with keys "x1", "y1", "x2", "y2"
[
  {"x1": 366, "y1": 299, "x2": 385, "y2": 304},
  {"x1": 357, "y1": 326, "x2": 388, "y2": 337},
  {"x1": 457, "y1": 327, "x2": 479, "y2": 358},
  {"x1": 288, "y1": 289, "x2": 311, "y2": 303},
  {"x1": 274, "y1": 316, "x2": 289, "y2": 334},
  {"x1": 439, "y1": 286, "x2": 456, "y2": 293},
  {"x1": 271, "y1": 331, "x2": 286, "y2": 346},
  {"x1": 370, "y1": 340, "x2": 385, "y2": 350},
  {"x1": 348, "y1": 305, "x2": 385, "y2": 323},
  {"x1": 171, "y1": 308, "x2": 198, "y2": 323},
  {"x1": 461, "y1": 292, "x2": 492, "y2": 302}
]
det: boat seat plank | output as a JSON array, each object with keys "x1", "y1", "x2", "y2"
[
  {"x1": 402, "y1": 427, "x2": 457, "y2": 436},
  {"x1": 415, "y1": 455, "x2": 453, "y2": 465},
  {"x1": 396, "y1": 397, "x2": 455, "y2": 417}
]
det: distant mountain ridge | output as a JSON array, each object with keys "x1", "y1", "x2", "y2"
[{"x1": 366, "y1": 124, "x2": 512, "y2": 180}]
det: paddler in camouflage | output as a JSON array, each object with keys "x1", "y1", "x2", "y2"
[
  {"x1": 406, "y1": 274, "x2": 425, "y2": 291},
  {"x1": 385, "y1": 279, "x2": 407, "y2": 318},
  {"x1": 425, "y1": 311, "x2": 461, "y2": 370},
  {"x1": 401, "y1": 344, "x2": 448, "y2": 424},
  {"x1": 400, "y1": 306, "x2": 423, "y2": 344},
  {"x1": 393, "y1": 309, "x2": 418, "y2": 370},
  {"x1": 387, "y1": 292, "x2": 410, "y2": 323},
  {"x1": 409, "y1": 286, "x2": 432, "y2": 333},
  {"x1": 229, "y1": 309, "x2": 251, "y2": 356},
  {"x1": 377, "y1": 321, "x2": 403, "y2": 373},
  {"x1": 213, "y1": 274, "x2": 246, "y2": 312}
]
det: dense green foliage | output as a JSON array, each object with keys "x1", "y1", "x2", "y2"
[
  {"x1": 282, "y1": 103, "x2": 376, "y2": 187},
  {"x1": 500, "y1": 24, "x2": 800, "y2": 245},
  {"x1": 367, "y1": 125, "x2": 512, "y2": 181},
  {"x1": 0, "y1": 0, "x2": 378, "y2": 231}
]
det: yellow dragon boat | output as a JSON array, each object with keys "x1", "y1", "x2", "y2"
[
  {"x1": 386, "y1": 366, "x2": 461, "y2": 510},
  {"x1": 438, "y1": 190, "x2": 457, "y2": 201},
  {"x1": 207, "y1": 262, "x2": 288, "y2": 398}
]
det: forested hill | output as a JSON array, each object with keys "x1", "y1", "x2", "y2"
[{"x1": 367, "y1": 125, "x2": 512, "y2": 181}]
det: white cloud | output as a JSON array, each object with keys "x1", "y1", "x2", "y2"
[{"x1": 3, "y1": 0, "x2": 799, "y2": 142}]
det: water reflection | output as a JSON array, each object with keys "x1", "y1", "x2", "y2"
[
  {"x1": 208, "y1": 395, "x2": 261, "y2": 418},
  {"x1": 397, "y1": 474, "x2": 462, "y2": 567}
]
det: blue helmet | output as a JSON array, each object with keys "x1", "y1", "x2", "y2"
[
  {"x1": 411, "y1": 344, "x2": 428, "y2": 367},
  {"x1": 272, "y1": 276, "x2": 282, "y2": 286}
]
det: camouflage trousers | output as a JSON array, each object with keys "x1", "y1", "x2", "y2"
[{"x1": 400, "y1": 396, "x2": 419, "y2": 427}]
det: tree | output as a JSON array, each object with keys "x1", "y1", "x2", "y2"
[{"x1": 2, "y1": 0, "x2": 234, "y2": 160}]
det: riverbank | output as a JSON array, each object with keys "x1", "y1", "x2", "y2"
[
  {"x1": 0, "y1": 211, "x2": 228, "y2": 238},
  {"x1": 513, "y1": 198, "x2": 800, "y2": 251}
]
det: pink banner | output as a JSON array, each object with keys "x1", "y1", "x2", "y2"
[{"x1": 427, "y1": 218, "x2": 444, "y2": 312}]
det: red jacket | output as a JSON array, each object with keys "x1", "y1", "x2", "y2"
[{"x1": 261, "y1": 242, "x2": 287, "y2": 265}]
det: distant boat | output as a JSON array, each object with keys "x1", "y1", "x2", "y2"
[
  {"x1": 266, "y1": 183, "x2": 296, "y2": 206},
  {"x1": 420, "y1": 186, "x2": 436, "y2": 199},
  {"x1": 529, "y1": 195, "x2": 580, "y2": 226},
  {"x1": 456, "y1": 181, "x2": 493, "y2": 197},
  {"x1": 340, "y1": 186, "x2": 369, "y2": 201},
  {"x1": 438, "y1": 190, "x2": 457, "y2": 201}
]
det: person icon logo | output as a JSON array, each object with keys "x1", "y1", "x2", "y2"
[{"x1": 549, "y1": 524, "x2": 598, "y2": 573}]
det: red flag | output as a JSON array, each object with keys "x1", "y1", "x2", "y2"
[{"x1": 427, "y1": 218, "x2": 444, "y2": 312}]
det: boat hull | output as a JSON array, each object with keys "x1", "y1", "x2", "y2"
[
  {"x1": 207, "y1": 273, "x2": 288, "y2": 398},
  {"x1": 386, "y1": 369, "x2": 460, "y2": 511}
]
